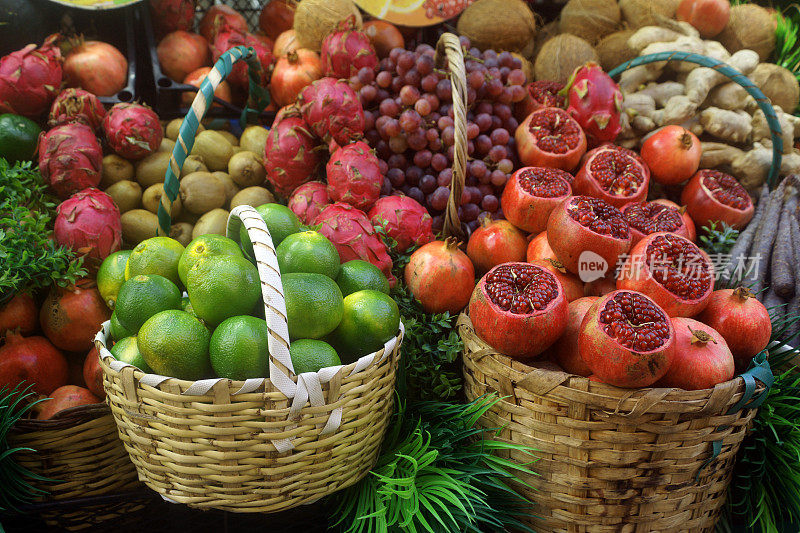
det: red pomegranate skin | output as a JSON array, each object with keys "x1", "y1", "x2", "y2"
[
  {"x1": 405, "y1": 239, "x2": 475, "y2": 315},
  {"x1": 658, "y1": 317, "x2": 734, "y2": 390},
  {"x1": 532, "y1": 259, "x2": 585, "y2": 302},
  {"x1": 0, "y1": 293, "x2": 38, "y2": 337},
  {"x1": 550, "y1": 296, "x2": 598, "y2": 376},
  {"x1": 83, "y1": 346, "x2": 105, "y2": 398},
  {"x1": 526, "y1": 232, "x2": 557, "y2": 262},
  {"x1": 40, "y1": 282, "x2": 111, "y2": 352},
  {"x1": 466, "y1": 219, "x2": 528, "y2": 275},
  {"x1": 0, "y1": 332, "x2": 69, "y2": 395},
  {"x1": 37, "y1": 385, "x2": 101, "y2": 420},
  {"x1": 515, "y1": 108, "x2": 587, "y2": 172}
]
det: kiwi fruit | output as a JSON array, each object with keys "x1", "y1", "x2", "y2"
[
  {"x1": 192, "y1": 208, "x2": 229, "y2": 239},
  {"x1": 105, "y1": 180, "x2": 142, "y2": 214},
  {"x1": 166, "y1": 118, "x2": 204, "y2": 141},
  {"x1": 135, "y1": 151, "x2": 172, "y2": 188},
  {"x1": 169, "y1": 222, "x2": 194, "y2": 246},
  {"x1": 121, "y1": 209, "x2": 160, "y2": 245},
  {"x1": 212, "y1": 171, "x2": 240, "y2": 206},
  {"x1": 101, "y1": 154, "x2": 134, "y2": 188},
  {"x1": 158, "y1": 137, "x2": 176, "y2": 153},
  {"x1": 239, "y1": 126, "x2": 269, "y2": 158},
  {"x1": 230, "y1": 186, "x2": 276, "y2": 209},
  {"x1": 217, "y1": 130, "x2": 239, "y2": 146},
  {"x1": 228, "y1": 151, "x2": 267, "y2": 187},
  {"x1": 180, "y1": 155, "x2": 208, "y2": 177},
  {"x1": 180, "y1": 171, "x2": 226, "y2": 214},
  {"x1": 142, "y1": 183, "x2": 182, "y2": 219},
  {"x1": 191, "y1": 130, "x2": 234, "y2": 171},
  {"x1": 176, "y1": 210, "x2": 201, "y2": 225}
]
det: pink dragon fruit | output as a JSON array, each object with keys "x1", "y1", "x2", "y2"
[
  {"x1": 288, "y1": 181, "x2": 331, "y2": 225},
  {"x1": 264, "y1": 115, "x2": 322, "y2": 197},
  {"x1": 298, "y1": 77, "x2": 365, "y2": 147},
  {"x1": 55, "y1": 188, "x2": 122, "y2": 261},
  {"x1": 368, "y1": 195, "x2": 434, "y2": 253},
  {"x1": 0, "y1": 35, "x2": 63, "y2": 118},
  {"x1": 320, "y1": 19, "x2": 378, "y2": 79},
  {"x1": 102, "y1": 102, "x2": 163, "y2": 160},
  {"x1": 326, "y1": 141, "x2": 382, "y2": 212},
  {"x1": 313, "y1": 203, "x2": 395, "y2": 286},
  {"x1": 211, "y1": 29, "x2": 274, "y2": 89},
  {"x1": 39, "y1": 123, "x2": 102, "y2": 199},
  {"x1": 563, "y1": 62, "x2": 622, "y2": 146},
  {"x1": 48, "y1": 88, "x2": 106, "y2": 131},
  {"x1": 149, "y1": 0, "x2": 196, "y2": 39}
]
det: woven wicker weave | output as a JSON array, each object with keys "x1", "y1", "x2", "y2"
[{"x1": 459, "y1": 313, "x2": 766, "y2": 533}]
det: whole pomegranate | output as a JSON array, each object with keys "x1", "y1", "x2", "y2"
[
  {"x1": 259, "y1": 0, "x2": 296, "y2": 40},
  {"x1": 658, "y1": 318, "x2": 734, "y2": 390},
  {"x1": 502, "y1": 167, "x2": 572, "y2": 234},
  {"x1": 326, "y1": 141, "x2": 383, "y2": 211},
  {"x1": 653, "y1": 199, "x2": 696, "y2": 241},
  {"x1": 0, "y1": 332, "x2": 68, "y2": 396},
  {"x1": 514, "y1": 80, "x2": 565, "y2": 122},
  {"x1": 182, "y1": 67, "x2": 233, "y2": 106},
  {"x1": 83, "y1": 346, "x2": 105, "y2": 398},
  {"x1": 0, "y1": 293, "x2": 38, "y2": 337},
  {"x1": 617, "y1": 232, "x2": 714, "y2": 318},
  {"x1": 288, "y1": 181, "x2": 331, "y2": 224},
  {"x1": 676, "y1": 0, "x2": 731, "y2": 38},
  {"x1": 198, "y1": 4, "x2": 248, "y2": 42},
  {"x1": 681, "y1": 170, "x2": 754, "y2": 231},
  {"x1": 103, "y1": 103, "x2": 163, "y2": 160},
  {"x1": 211, "y1": 30, "x2": 274, "y2": 89},
  {"x1": 640, "y1": 126, "x2": 701, "y2": 185},
  {"x1": 583, "y1": 274, "x2": 617, "y2": 297},
  {"x1": 563, "y1": 62, "x2": 623, "y2": 145},
  {"x1": 469, "y1": 262, "x2": 569, "y2": 359},
  {"x1": 526, "y1": 232, "x2": 557, "y2": 262},
  {"x1": 622, "y1": 201, "x2": 693, "y2": 246},
  {"x1": 55, "y1": 188, "x2": 122, "y2": 261},
  {"x1": 63, "y1": 40, "x2": 128, "y2": 97},
  {"x1": 150, "y1": 0, "x2": 195, "y2": 38},
  {"x1": 550, "y1": 296, "x2": 598, "y2": 376},
  {"x1": 515, "y1": 107, "x2": 587, "y2": 172},
  {"x1": 532, "y1": 258, "x2": 585, "y2": 302},
  {"x1": 405, "y1": 238, "x2": 475, "y2": 314},
  {"x1": 697, "y1": 287, "x2": 771, "y2": 370},
  {"x1": 40, "y1": 280, "x2": 111, "y2": 352},
  {"x1": 362, "y1": 20, "x2": 405, "y2": 58},
  {"x1": 264, "y1": 115, "x2": 322, "y2": 197},
  {"x1": 466, "y1": 219, "x2": 528, "y2": 275},
  {"x1": 38, "y1": 122, "x2": 103, "y2": 199},
  {"x1": 0, "y1": 35, "x2": 62, "y2": 118},
  {"x1": 320, "y1": 23, "x2": 378, "y2": 79},
  {"x1": 48, "y1": 88, "x2": 106, "y2": 131},
  {"x1": 156, "y1": 30, "x2": 210, "y2": 82},
  {"x1": 546, "y1": 196, "x2": 632, "y2": 276},
  {"x1": 298, "y1": 77, "x2": 365, "y2": 146},
  {"x1": 274, "y1": 29, "x2": 299, "y2": 57},
  {"x1": 573, "y1": 147, "x2": 650, "y2": 208},
  {"x1": 37, "y1": 385, "x2": 101, "y2": 420},
  {"x1": 271, "y1": 49, "x2": 323, "y2": 107},
  {"x1": 579, "y1": 290, "x2": 675, "y2": 388},
  {"x1": 313, "y1": 203, "x2": 395, "y2": 285},
  {"x1": 368, "y1": 195, "x2": 433, "y2": 253}
]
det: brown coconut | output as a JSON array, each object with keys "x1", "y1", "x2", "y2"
[
  {"x1": 619, "y1": 0, "x2": 680, "y2": 28},
  {"x1": 293, "y1": 0, "x2": 362, "y2": 52},
  {"x1": 750, "y1": 63, "x2": 800, "y2": 114},
  {"x1": 717, "y1": 4, "x2": 776, "y2": 61},
  {"x1": 456, "y1": 0, "x2": 537, "y2": 53},
  {"x1": 596, "y1": 30, "x2": 637, "y2": 72},
  {"x1": 534, "y1": 34, "x2": 599, "y2": 83},
  {"x1": 559, "y1": 0, "x2": 621, "y2": 44},
  {"x1": 531, "y1": 20, "x2": 559, "y2": 59}
]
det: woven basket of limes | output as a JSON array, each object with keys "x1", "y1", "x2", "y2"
[{"x1": 93, "y1": 46, "x2": 403, "y2": 513}]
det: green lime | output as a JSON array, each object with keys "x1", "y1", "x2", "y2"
[
  {"x1": 336, "y1": 260, "x2": 390, "y2": 297},
  {"x1": 109, "y1": 311, "x2": 134, "y2": 342},
  {"x1": 209, "y1": 316, "x2": 270, "y2": 380},
  {"x1": 180, "y1": 296, "x2": 195, "y2": 316},
  {"x1": 283, "y1": 273, "x2": 344, "y2": 340},
  {"x1": 240, "y1": 203, "x2": 300, "y2": 257},
  {"x1": 109, "y1": 336, "x2": 153, "y2": 373},
  {"x1": 186, "y1": 255, "x2": 261, "y2": 327},
  {"x1": 115, "y1": 274, "x2": 182, "y2": 333},
  {"x1": 125, "y1": 236, "x2": 185, "y2": 286},
  {"x1": 0, "y1": 114, "x2": 41, "y2": 163},
  {"x1": 327, "y1": 290, "x2": 400, "y2": 364},
  {"x1": 138, "y1": 310, "x2": 211, "y2": 380},
  {"x1": 290, "y1": 339, "x2": 341, "y2": 374},
  {"x1": 97, "y1": 250, "x2": 132, "y2": 309},
  {"x1": 277, "y1": 231, "x2": 340, "y2": 279},
  {"x1": 178, "y1": 234, "x2": 243, "y2": 287}
]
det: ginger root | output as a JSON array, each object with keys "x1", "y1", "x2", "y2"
[
  {"x1": 700, "y1": 142, "x2": 745, "y2": 169},
  {"x1": 652, "y1": 94, "x2": 698, "y2": 125},
  {"x1": 707, "y1": 82, "x2": 750, "y2": 110},
  {"x1": 637, "y1": 81, "x2": 685, "y2": 106},
  {"x1": 751, "y1": 106, "x2": 794, "y2": 154},
  {"x1": 700, "y1": 108, "x2": 752, "y2": 144},
  {"x1": 684, "y1": 49, "x2": 759, "y2": 104}
]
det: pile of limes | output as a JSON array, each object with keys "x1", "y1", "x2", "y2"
[{"x1": 96, "y1": 204, "x2": 400, "y2": 381}]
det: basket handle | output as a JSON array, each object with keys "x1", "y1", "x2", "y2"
[
  {"x1": 435, "y1": 33, "x2": 469, "y2": 241},
  {"x1": 608, "y1": 51, "x2": 783, "y2": 189},
  {"x1": 156, "y1": 46, "x2": 265, "y2": 236}
]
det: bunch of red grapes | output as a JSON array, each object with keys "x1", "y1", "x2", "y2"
[{"x1": 350, "y1": 36, "x2": 528, "y2": 234}]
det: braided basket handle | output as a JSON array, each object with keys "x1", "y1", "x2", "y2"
[
  {"x1": 157, "y1": 46, "x2": 264, "y2": 235},
  {"x1": 435, "y1": 33, "x2": 469, "y2": 241},
  {"x1": 608, "y1": 51, "x2": 783, "y2": 189}
]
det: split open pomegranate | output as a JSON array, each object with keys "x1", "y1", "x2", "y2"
[
  {"x1": 469, "y1": 262, "x2": 568, "y2": 359},
  {"x1": 680, "y1": 169, "x2": 754, "y2": 231},
  {"x1": 617, "y1": 232, "x2": 715, "y2": 317},
  {"x1": 514, "y1": 80, "x2": 565, "y2": 121},
  {"x1": 531, "y1": 258, "x2": 585, "y2": 302},
  {"x1": 579, "y1": 289, "x2": 675, "y2": 388},
  {"x1": 515, "y1": 107, "x2": 587, "y2": 172},
  {"x1": 501, "y1": 167, "x2": 572, "y2": 233},
  {"x1": 622, "y1": 201, "x2": 693, "y2": 246},
  {"x1": 573, "y1": 147, "x2": 650, "y2": 208}
]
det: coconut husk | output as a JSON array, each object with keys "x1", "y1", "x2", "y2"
[
  {"x1": 293, "y1": 0, "x2": 362, "y2": 52},
  {"x1": 456, "y1": 0, "x2": 537, "y2": 52},
  {"x1": 531, "y1": 20, "x2": 559, "y2": 59},
  {"x1": 559, "y1": 0, "x2": 621, "y2": 44},
  {"x1": 618, "y1": 0, "x2": 680, "y2": 28},
  {"x1": 596, "y1": 30, "x2": 637, "y2": 72},
  {"x1": 534, "y1": 34, "x2": 599, "y2": 83},
  {"x1": 717, "y1": 4, "x2": 776, "y2": 61},
  {"x1": 750, "y1": 63, "x2": 800, "y2": 114}
]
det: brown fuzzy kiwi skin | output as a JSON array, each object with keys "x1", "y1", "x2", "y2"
[
  {"x1": 534, "y1": 34, "x2": 599, "y2": 83},
  {"x1": 239, "y1": 126, "x2": 269, "y2": 159},
  {"x1": 105, "y1": 180, "x2": 142, "y2": 214},
  {"x1": 179, "y1": 172, "x2": 226, "y2": 215},
  {"x1": 456, "y1": 0, "x2": 537, "y2": 52},
  {"x1": 158, "y1": 138, "x2": 176, "y2": 153},
  {"x1": 192, "y1": 209, "x2": 229, "y2": 239},
  {"x1": 181, "y1": 155, "x2": 208, "y2": 178},
  {"x1": 166, "y1": 119, "x2": 204, "y2": 141},
  {"x1": 228, "y1": 151, "x2": 267, "y2": 188},
  {"x1": 135, "y1": 151, "x2": 172, "y2": 188},
  {"x1": 121, "y1": 209, "x2": 159, "y2": 246},
  {"x1": 596, "y1": 30, "x2": 637, "y2": 72},
  {"x1": 230, "y1": 186, "x2": 277, "y2": 209},
  {"x1": 101, "y1": 154, "x2": 134, "y2": 188},
  {"x1": 618, "y1": 0, "x2": 679, "y2": 28},
  {"x1": 717, "y1": 4, "x2": 776, "y2": 61},
  {"x1": 142, "y1": 183, "x2": 183, "y2": 219},
  {"x1": 169, "y1": 222, "x2": 194, "y2": 247},
  {"x1": 750, "y1": 64, "x2": 800, "y2": 114},
  {"x1": 212, "y1": 172, "x2": 240, "y2": 207},
  {"x1": 191, "y1": 130, "x2": 234, "y2": 172},
  {"x1": 293, "y1": 0, "x2": 362, "y2": 51},
  {"x1": 559, "y1": 0, "x2": 621, "y2": 44}
]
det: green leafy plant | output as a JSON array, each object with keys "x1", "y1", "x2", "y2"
[
  {"x1": 0, "y1": 159, "x2": 86, "y2": 298},
  {"x1": 330, "y1": 395, "x2": 536, "y2": 533},
  {"x1": 699, "y1": 222, "x2": 740, "y2": 257}
]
